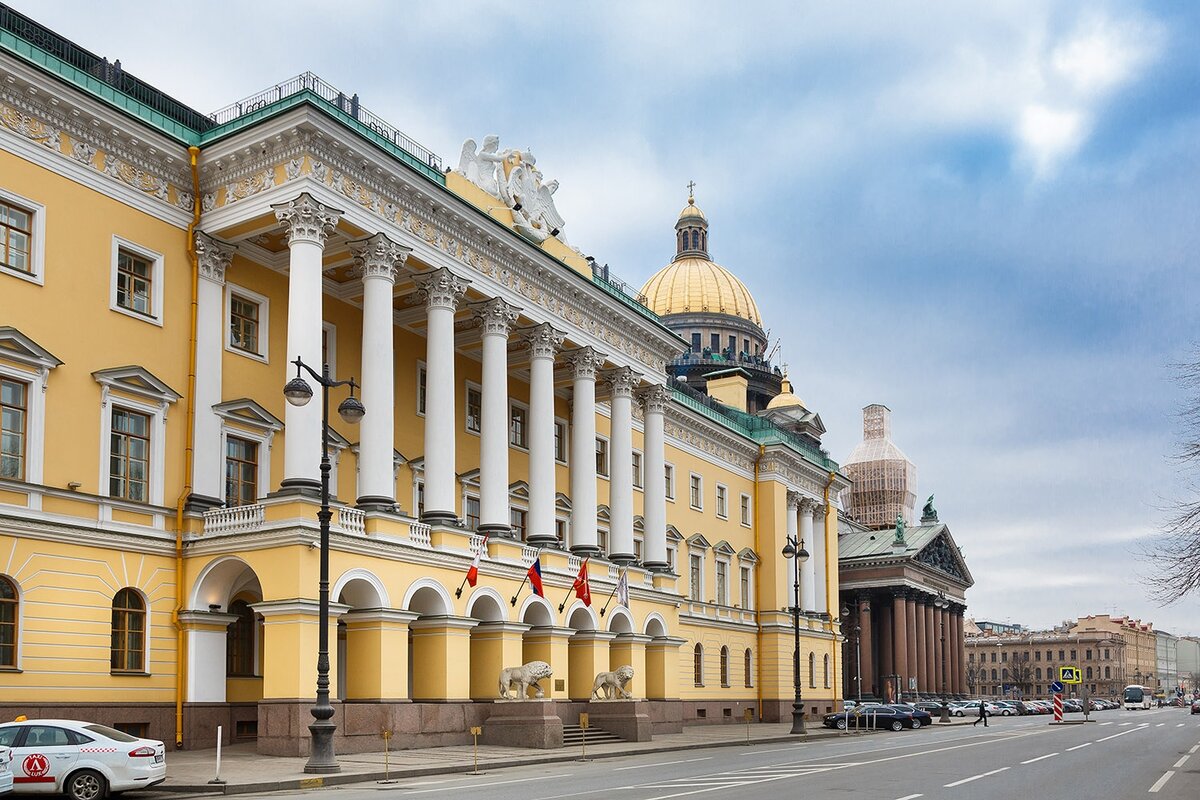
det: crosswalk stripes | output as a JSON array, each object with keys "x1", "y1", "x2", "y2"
[{"x1": 635, "y1": 762, "x2": 851, "y2": 791}]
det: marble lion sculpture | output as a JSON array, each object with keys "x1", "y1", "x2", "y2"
[
  {"x1": 498, "y1": 660, "x2": 553, "y2": 699},
  {"x1": 591, "y1": 664, "x2": 635, "y2": 700}
]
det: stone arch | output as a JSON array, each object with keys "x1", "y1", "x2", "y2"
[
  {"x1": 643, "y1": 612, "x2": 669, "y2": 639},
  {"x1": 566, "y1": 601, "x2": 597, "y2": 631},
  {"x1": 519, "y1": 595, "x2": 555, "y2": 627},
  {"x1": 466, "y1": 587, "x2": 507, "y2": 622},
  {"x1": 190, "y1": 555, "x2": 262, "y2": 612},
  {"x1": 185, "y1": 556, "x2": 264, "y2": 705},
  {"x1": 402, "y1": 578, "x2": 453, "y2": 617},
  {"x1": 606, "y1": 606, "x2": 634, "y2": 634},
  {"x1": 333, "y1": 568, "x2": 389, "y2": 609}
]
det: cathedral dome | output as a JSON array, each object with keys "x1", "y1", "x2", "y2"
[
  {"x1": 765, "y1": 374, "x2": 804, "y2": 409},
  {"x1": 678, "y1": 196, "x2": 707, "y2": 221},
  {"x1": 641, "y1": 257, "x2": 762, "y2": 326}
]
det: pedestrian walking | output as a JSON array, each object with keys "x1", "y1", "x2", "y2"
[{"x1": 972, "y1": 702, "x2": 989, "y2": 727}]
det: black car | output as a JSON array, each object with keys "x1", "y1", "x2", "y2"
[
  {"x1": 1191, "y1": 699, "x2": 1200, "y2": 715},
  {"x1": 823, "y1": 705, "x2": 917, "y2": 732}
]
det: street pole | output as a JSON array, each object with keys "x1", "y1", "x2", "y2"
[{"x1": 782, "y1": 535, "x2": 809, "y2": 734}]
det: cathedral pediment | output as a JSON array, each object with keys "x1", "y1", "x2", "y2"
[{"x1": 913, "y1": 529, "x2": 974, "y2": 587}]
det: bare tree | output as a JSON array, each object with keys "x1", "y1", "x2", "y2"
[
  {"x1": 1010, "y1": 652, "x2": 1033, "y2": 697},
  {"x1": 1148, "y1": 352, "x2": 1200, "y2": 602}
]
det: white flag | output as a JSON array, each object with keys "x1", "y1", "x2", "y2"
[{"x1": 616, "y1": 569, "x2": 630, "y2": 608}]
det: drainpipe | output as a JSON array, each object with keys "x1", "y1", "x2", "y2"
[
  {"x1": 823, "y1": 470, "x2": 836, "y2": 705},
  {"x1": 172, "y1": 145, "x2": 202, "y2": 749},
  {"x1": 753, "y1": 445, "x2": 764, "y2": 719}
]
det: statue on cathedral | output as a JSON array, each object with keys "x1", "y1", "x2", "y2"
[
  {"x1": 922, "y1": 494, "x2": 938, "y2": 522},
  {"x1": 455, "y1": 136, "x2": 567, "y2": 245},
  {"x1": 894, "y1": 513, "x2": 906, "y2": 544}
]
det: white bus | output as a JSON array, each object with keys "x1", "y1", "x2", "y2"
[{"x1": 1123, "y1": 685, "x2": 1152, "y2": 710}]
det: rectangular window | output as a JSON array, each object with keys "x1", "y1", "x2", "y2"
[
  {"x1": 689, "y1": 554, "x2": 702, "y2": 602},
  {"x1": 509, "y1": 404, "x2": 528, "y2": 448},
  {"x1": 466, "y1": 386, "x2": 482, "y2": 434},
  {"x1": 464, "y1": 496, "x2": 480, "y2": 530},
  {"x1": 0, "y1": 377, "x2": 27, "y2": 480},
  {"x1": 667, "y1": 545, "x2": 676, "y2": 572},
  {"x1": 743, "y1": 338, "x2": 749, "y2": 356},
  {"x1": 740, "y1": 566, "x2": 751, "y2": 609},
  {"x1": 710, "y1": 333, "x2": 719, "y2": 352},
  {"x1": 109, "y1": 408, "x2": 150, "y2": 502},
  {"x1": 715, "y1": 560, "x2": 728, "y2": 605},
  {"x1": 416, "y1": 481, "x2": 425, "y2": 517},
  {"x1": 1035, "y1": 651, "x2": 1041, "y2": 661},
  {"x1": 1086, "y1": 649, "x2": 1092, "y2": 660},
  {"x1": 690, "y1": 332, "x2": 701, "y2": 353},
  {"x1": 509, "y1": 508, "x2": 527, "y2": 540},
  {"x1": 555, "y1": 518, "x2": 567, "y2": 544},
  {"x1": 715, "y1": 485, "x2": 728, "y2": 519},
  {"x1": 632, "y1": 451, "x2": 643, "y2": 489},
  {"x1": 0, "y1": 198, "x2": 32, "y2": 274},
  {"x1": 634, "y1": 537, "x2": 643, "y2": 561},
  {"x1": 598, "y1": 528, "x2": 608, "y2": 555},
  {"x1": 224, "y1": 436, "x2": 258, "y2": 506},
  {"x1": 116, "y1": 249, "x2": 153, "y2": 316},
  {"x1": 740, "y1": 494, "x2": 751, "y2": 526},
  {"x1": 1070, "y1": 649, "x2": 1076, "y2": 661},
  {"x1": 417, "y1": 365, "x2": 427, "y2": 415},
  {"x1": 727, "y1": 335, "x2": 735, "y2": 355},
  {"x1": 595, "y1": 436, "x2": 609, "y2": 478},
  {"x1": 229, "y1": 294, "x2": 260, "y2": 354},
  {"x1": 665, "y1": 463, "x2": 675, "y2": 500},
  {"x1": 553, "y1": 420, "x2": 567, "y2": 463},
  {"x1": 690, "y1": 474, "x2": 702, "y2": 509}
]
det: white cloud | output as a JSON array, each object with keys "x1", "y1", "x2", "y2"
[{"x1": 1017, "y1": 104, "x2": 1088, "y2": 178}]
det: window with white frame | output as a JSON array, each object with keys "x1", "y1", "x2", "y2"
[
  {"x1": 464, "y1": 495, "x2": 480, "y2": 530},
  {"x1": 740, "y1": 493, "x2": 751, "y2": 526},
  {"x1": 553, "y1": 419, "x2": 568, "y2": 463},
  {"x1": 598, "y1": 527, "x2": 608, "y2": 555},
  {"x1": 415, "y1": 480, "x2": 425, "y2": 517},
  {"x1": 555, "y1": 517, "x2": 568, "y2": 545},
  {"x1": 110, "y1": 237, "x2": 163, "y2": 325},
  {"x1": 0, "y1": 189, "x2": 44, "y2": 284},
  {"x1": 509, "y1": 507, "x2": 527, "y2": 540},
  {"x1": 214, "y1": 400, "x2": 280, "y2": 508},
  {"x1": 689, "y1": 553, "x2": 703, "y2": 601},
  {"x1": 715, "y1": 559, "x2": 729, "y2": 605},
  {"x1": 595, "y1": 436, "x2": 609, "y2": 478},
  {"x1": 665, "y1": 463, "x2": 675, "y2": 500},
  {"x1": 740, "y1": 565, "x2": 753, "y2": 609},
  {"x1": 465, "y1": 384, "x2": 482, "y2": 434},
  {"x1": 509, "y1": 402, "x2": 528, "y2": 449},
  {"x1": 632, "y1": 450, "x2": 643, "y2": 490},
  {"x1": 224, "y1": 436, "x2": 258, "y2": 507},
  {"x1": 0, "y1": 376, "x2": 27, "y2": 481},
  {"x1": 321, "y1": 322, "x2": 337, "y2": 375},
  {"x1": 666, "y1": 543, "x2": 676, "y2": 572},
  {"x1": 0, "y1": 330, "x2": 59, "y2": 488},
  {"x1": 109, "y1": 407, "x2": 151, "y2": 502},
  {"x1": 715, "y1": 484, "x2": 728, "y2": 519},
  {"x1": 416, "y1": 362, "x2": 427, "y2": 416},
  {"x1": 226, "y1": 284, "x2": 269, "y2": 361},
  {"x1": 634, "y1": 536, "x2": 643, "y2": 561},
  {"x1": 689, "y1": 473, "x2": 702, "y2": 510}
]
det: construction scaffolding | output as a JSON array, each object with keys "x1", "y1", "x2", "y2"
[{"x1": 841, "y1": 404, "x2": 917, "y2": 529}]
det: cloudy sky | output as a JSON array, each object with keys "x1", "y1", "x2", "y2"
[{"x1": 30, "y1": 1, "x2": 1200, "y2": 634}]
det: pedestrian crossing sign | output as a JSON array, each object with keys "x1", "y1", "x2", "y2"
[{"x1": 1059, "y1": 666, "x2": 1081, "y2": 684}]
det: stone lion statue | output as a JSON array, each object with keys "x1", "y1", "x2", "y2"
[
  {"x1": 498, "y1": 660, "x2": 553, "y2": 699},
  {"x1": 591, "y1": 665, "x2": 635, "y2": 700}
]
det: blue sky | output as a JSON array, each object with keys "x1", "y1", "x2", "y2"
[{"x1": 31, "y1": 1, "x2": 1200, "y2": 634}]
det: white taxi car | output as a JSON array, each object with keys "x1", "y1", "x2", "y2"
[
  {"x1": 0, "y1": 720, "x2": 164, "y2": 800},
  {"x1": 0, "y1": 745, "x2": 13, "y2": 794}
]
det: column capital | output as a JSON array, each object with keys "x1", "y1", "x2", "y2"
[
  {"x1": 637, "y1": 383, "x2": 671, "y2": 415},
  {"x1": 786, "y1": 490, "x2": 802, "y2": 510},
  {"x1": 606, "y1": 366, "x2": 637, "y2": 398},
  {"x1": 474, "y1": 297, "x2": 522, "y2": 337},
  {"x1": 194, "y1": 231, "x2": 234, "y2": 284},
  {"x1": 414, "y1": 267, "x2": 470, "y2": 311},
  {"x1": 567, "y1": 346, "x2": 606, "y2": 380},
  {"x1": 350, "y1": 232, "x2": 410, "y2": 283},
  {"x1": 272, "y1": 192, "x2": 342, "y2": 247},
  {"x1": 799, "y1": 496, "x2": 818, "y2": 514},
  {"x1": 523, "y1": 322, "x2": 565, "y2": 360}
]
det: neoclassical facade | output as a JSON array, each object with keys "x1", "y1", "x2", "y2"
[{"x1": 0, "y1": 9, "x2": 848, "y2": 754}]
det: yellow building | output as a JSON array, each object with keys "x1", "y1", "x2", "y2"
[{"x1": 0, "y1": 8, "x2": 846, "y2": 755}]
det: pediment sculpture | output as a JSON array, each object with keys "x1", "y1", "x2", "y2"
[{"x1": 457, "y1": 136, "x2": 567, "y2": 245}]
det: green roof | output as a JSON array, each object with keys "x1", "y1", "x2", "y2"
[{"x1": 838, "y1": 523, "x2": 945, "y2": 560}]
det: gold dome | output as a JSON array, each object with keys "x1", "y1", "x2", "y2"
[
  {"x1": 766, "y1": 375, "x2": 804, "y2": 410},
  {"x1": 678, "y1": 196, "x2": 707, "y2": 221},
  {"x1": 641, "y1": 255, "x2": 762, "y2": 326}
]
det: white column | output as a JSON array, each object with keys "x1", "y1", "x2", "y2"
[
  {"x1": 786, "y1": 491, "x2": 800, "y2": 607},
  {"x1": 800, "y1": 497, "x2": 817, "y2": 613},
  {"x1": 273, "y1": 192, "x2": 342, "y2": 491},
  {"x1": 607, "y1": 368, "x2": 637, "y2": 563},
  {"x1": 640, "y1": 384, "x2": 670, "y2": 571},
  {"x1": 190, "y1": 232, "x2": 234, "y2": 508},
  {"x1": 414, "y1": 268, "x2": 469, "y2": 524},
  {"x1": 525, "y1": 323, "x2": 564, "y2": 547},
  {"x1": 475, "y1": 298, "x2": 520, "y2": 537},
  {"x1": 813, "y1": 502, "x2": 828, "y2": 614},
  {"x1": 350, "y1": 233, "x2": 409, "y2": 510},
  {"x1": 568, "y1": 347, "x2": 605, "y2": 555}
]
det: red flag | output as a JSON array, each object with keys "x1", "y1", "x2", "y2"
[
  {"x1": 466, "y1": 535, "x2": 488, "y2": 587},
  {"x1": 573, "y1": 558, "x2": 591, "y2": 606},
  {"x1": 527, "y1": 558, "x2": 545, "y2": 597}
]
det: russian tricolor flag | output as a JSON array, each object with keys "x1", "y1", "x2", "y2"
[
  {"x1": 466, "y1": 535, "x2": 488, "y2": 587},
  {"x1": 527, "y1": 557, "x2": 545, "y2": 597}
]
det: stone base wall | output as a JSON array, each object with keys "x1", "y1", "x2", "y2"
[
  {"x1": 0, "y1": 702, "x2": 258, "y2": 750},
  {"x1": 758, "y1": 696, "x2": 839, "y2": 723}
]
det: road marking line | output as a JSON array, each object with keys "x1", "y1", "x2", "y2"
[
  {"x1": 944, "y1": 767, "x2": 1009, "y2": 788},
  {"x1": 1149, "y1": 771, "x2": 1175, "y2": 793},
  {"x1": 397, "y1": 774, "x2": 573, "y2": 795},
  {"x1": 615, "y1": 758, "x2": 712, "y2": 771},
  {"x1": 1099, "y1": 721, "x2": 1113, "y2": 726},
  {"x1": 1173, "y1": 755, "x2": 1189, "y2": 768},
  {"x1": 895, "y1": 795, "x2": 923, "y2": 800},
  {"x1": 1066, "y1": 743, "x2": 1091, "y2": 751},
  {"x1": 1189, "y1": 745, "x2": 1199, "y2": 754},
  {"x1": 1156, "y1": 723, "x2": 1165, "y2": 727},
  {"x1": 1177, "y1": 723, "x2": 1185, "y2": 727},
  {"x1": 1021, "y1": 753, "x2": 1059, "y2": 764},
  {"x1": 1096, "y1": 727, "x2": 1145, "y2": 742}
]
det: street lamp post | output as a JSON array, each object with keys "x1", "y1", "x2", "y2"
[
  {"x1": 283, "y1": 356, "x2": 366, "y2": 774},
  {"x1": 934, "y1": 593, "x2": 951, "y2": 723},
  {"x1": 840, "y1": 603, "x2": 862, "y2": 703},
  {"x1": 782, "y1": 535, "x2": 810, "y2": 734}
]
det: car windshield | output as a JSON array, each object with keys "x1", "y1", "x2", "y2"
[{"x1": 83, "y1": 724, "x2": 139, "y2": 743}]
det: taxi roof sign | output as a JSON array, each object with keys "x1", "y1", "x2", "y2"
[{"x1": 1059, "y1": 666, "x2": 1082, "y2": 684}]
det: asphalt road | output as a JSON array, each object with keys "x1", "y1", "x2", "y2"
[{"x1": 227, "y1": 707, "x2": 1200, "y2": 800}]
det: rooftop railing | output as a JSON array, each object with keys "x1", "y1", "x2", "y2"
[{"x1": 588, "y1": 260, "x2": 660, "y2": 322}]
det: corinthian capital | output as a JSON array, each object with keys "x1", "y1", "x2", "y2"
[
  {"x1": 474, "y1": 297, "x2": 521, "y2": 337},
  {"x1": 567, "y1": 346, "x2": 606, "y2": 380},
  {"x1": 786, "y1": 490, "x2": 802, "y2": 511},
  {"x1": 606, "y1": 367, "x2": 637, "y2": 398},
  {"x1": 349, "y1": 232, "x2": 410, "y2": 283},
  {"x1": 194, "y1": 231, "x2": 234, "y2": 285},
  {"x1": 272, "y1": 192, "x2": 342, "y2": 247},
  {"x1": 638, "y1": 383, "x2": 671, "y2": 415},
  {"x1": 523, "y1": 322, "x2": 565, "y2": 360},
  {"x1": 414, "y1": 267, "x2": 469, "y2": 311}
]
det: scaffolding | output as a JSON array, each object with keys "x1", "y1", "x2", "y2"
[{"x1": 841, "y1": 404, "x2": 917, "y2": 529}]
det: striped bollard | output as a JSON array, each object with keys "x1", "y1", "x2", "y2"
[{"x1": 1053, "y1": 693, "x2": 1063, "y2": 722}]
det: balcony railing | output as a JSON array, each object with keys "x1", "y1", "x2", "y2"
[
  {"x1": 202, "y1": 504, "x2": 265, "y2": 535},
  {"x1": 408, "y1": 521, "x2": 432, "y2": 547},
  {"x1": 336, "y1": 506, "x2": 365, "y2": 536}
]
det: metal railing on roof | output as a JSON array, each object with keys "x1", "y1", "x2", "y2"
[
  {"x1": 208, "y1": 72, "x2": 442, "y2": 171},
  {"x1": 587, "y1": 259, "x2": 659, "y2": 322}
]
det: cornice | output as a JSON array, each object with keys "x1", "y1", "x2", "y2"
[
  {"x1": 0, "y1": 510, "x2": 175, "y2": 556},
  {"x1": 663, "y1": 402, "x2": 757, "y2": 477}
]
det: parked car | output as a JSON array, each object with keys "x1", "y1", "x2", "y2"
[
  {"x1": 993, "y1": 701, "x2": 1023, "y2": 716},
  {"x1": 0, "y1": 746, "x2": 13, "y2": 796},
  {"x1": 1191, "y1": 699, "x2": 1200, "y2": 715},
  {"x1": 0, "y1": 720, "x2": 165, "y2": 800},
  {"x1": 895, "y1": 706, "x2": 934, "y2": 729},
  {"x1": 823, "y1": 705, "x2": 918, "y2": 732}
]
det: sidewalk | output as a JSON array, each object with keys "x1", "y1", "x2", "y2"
[{"x1": 161, "y1": 717, "x2": 977, "y2": 795}]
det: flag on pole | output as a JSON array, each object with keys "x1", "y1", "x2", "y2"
[
  {"x1": 466, "y1": 535, "x2": 488, "y2": 587},
  {"x1": 573, "y1": 558, "x2": 591, "y2": 606},
  {"x1": 616, "y1": 568, "x2": 629, "y2": 608},
  {"x1": 527, "y1": 558, "x2": 545, "y2": 597}
]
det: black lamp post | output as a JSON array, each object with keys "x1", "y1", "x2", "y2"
[
  {"x1": 782, "y1": 535, "x2": 810, "y2": 734},
  {"x1": 840, "y1": 603, "x2": 862, "y2": 702},
  {"x1": 934, "y1": 592, "x2": 951, "y2": 722},
  {"x1": 283, "y1": 356, "x2": 365, "y2": 774}
]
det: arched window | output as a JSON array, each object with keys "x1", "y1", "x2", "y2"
[
  {"x1": 1086, "y1": 666, "x2": 1093, "y2": 680},
  {"x1": 720, "y1": 646, "x2": 729, "y2": 686},
  {"x1": 1035, "y1": 667, "x2": 1042, "y2": 680},
  {"x1": 691, "y1": 230, "x2": 700, "y2": 249},
  {"x1": 0, "y1": 575, "x2": 17, "y2": 668},
  {"x1": 226, "y1": 599, "x2": 256, "y2": 676},
  {"x1": 824, "y1": 653, "x2": 831, "y2": 688},
  {"x1": 808, "y1": 651, "x2": 816, "y2": 688},
  {"x1": 111, "y1": 588, "x2": 145, "y2": 672},
  {"x1": 693, "y1": 643, "x2": 703, "y2": 687},
  {"x1": 744, "y1": 648, "x2": 752, "y2": 688},
  {"x1": 991, "y1": 668, "x2": 997, "y2": 681}
]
